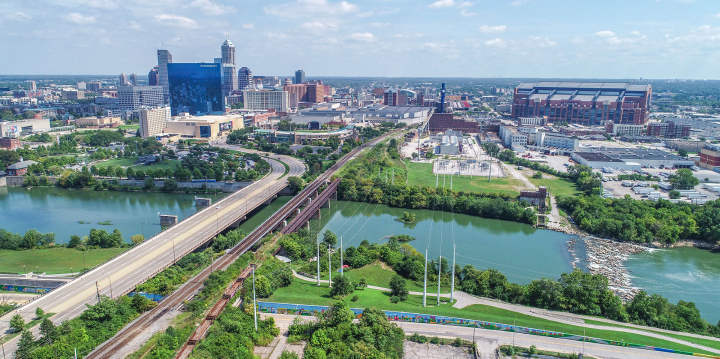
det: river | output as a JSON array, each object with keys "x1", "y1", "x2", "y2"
[{"x1": 311, "y1": 200, "x2": 720, "y2": 323}]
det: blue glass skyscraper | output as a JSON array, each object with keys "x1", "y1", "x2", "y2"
[{"x1": 167, "y1": 63, "x2": 224, "y2": 116}]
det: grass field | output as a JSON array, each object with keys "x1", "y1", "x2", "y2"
[
  {"x1": 95, "y1": 157, "x2": 182, "y2": 171},
  {"x1": 118, "y1": 124, "x2": 139, "y2": 130},
  {"x1": 405, "y1": 161, "x2": 523, "y2": 196},
  {"x1": 583, "y1": 319, "x2": 720, "y2": 351},
  {"x1": 527, "y1": 174, "x2": 581, "y2": 198},
  {"x1": 268, "y1": 281, "x2": 717, "y2": 356},
  {"x1": 0, "y1": 248, "x2": 125, "y2": 274},
  {"x1": 313, "y1": 262, "x2": 451, "y2": 293}
]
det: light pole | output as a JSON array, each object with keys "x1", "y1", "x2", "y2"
[
  {"x1": 215, "y1": 206, "x2": 222, "y2": 236},
  {"x1": 328, "y1": 245, "x2": 332, "y2": 288},
  {"x1": 106, "y1": 274, "x2": 113, "y2": 299},
  {"x1": 171, "y1": 239, "x2": 176, "y2": 263},
  {"x1": 316, "y1": 242, "x2": 320, "y2": 287},
  {"x1": 23, "y1": 265, "x2": 25, "y2": 275},
  {"x1": 252, "y1": 264, "x2": 257, "y2": 331},
  {"x1": 423, "y1": 248, "x2": 427, "y2": 307},
  {"x1": 141, "y1": 220, "x2": 147, "y2": 238},
  {"x1": 340, "y1": 236, "x2": 343, "y2": 277}
]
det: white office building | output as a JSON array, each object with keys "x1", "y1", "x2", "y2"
[
  {"x1": 242, "y1": 90, "x2": 289, "y2": 112},
  {"x1": 139, "y1": 106, "x2": 171, "y2": 139},
  {"x1": 118, "y1": 86, "x2": 164, "y2": 111},
  {"x1": 499, "y1": 125, "x2": 529, "y2": 151}
]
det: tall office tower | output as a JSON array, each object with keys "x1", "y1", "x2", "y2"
[
  {"x1": 28, "y1": 81, "x2": 36, "y2": 91},
  {"x1": 129, "y1": 73, "x2": 138, "y2": 86},
  {"x1": 119, "y1": 73, "x2": 128, "y2": 86},
  {"x1": 294, "y1": 70, "x2": 305, "y2": 84},
  {"x1": 87, "y1": 82, "x2": 102, "y2": 93},
  {"x1": 157, "y1": 49, "x2": 173, "y2": 103},
  {"x1": 220, "y1": 38, "x2": 238, "y2": 96},
  {"x1": 238, "y1": 67, "x2": 253, "y2": 90},
  {"x1": 167, "y1": 63, "x2": 224, "y2": 116},
  {"x1": 148, "y1": 66, "x2": 159, "y2": 86},
  {"x1": 139, "y1": 106, "x2": 171, "y2": 139}
]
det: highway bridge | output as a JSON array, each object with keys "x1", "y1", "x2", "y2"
[
  {"x1": 83, "y1": 131, "x2": 397, "y2": 359},
  {"x1": 0, "y1": 152, "x2": 306, "y2": 357}
]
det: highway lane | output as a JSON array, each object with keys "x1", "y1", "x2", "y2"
[
  {"x1": 0, "y1": 154, "x2": 305, "y2": 357},
  {"x1": 265, "y1": 313, "x2": 698, "y2": 359}
]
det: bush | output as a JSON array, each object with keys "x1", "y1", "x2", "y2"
[
  {"x1": 390, "y1": 296, "x2": 400, "y2": 303},
  {"x1": 454, "y1": 337, "x2": 463, "y2": 347},
  {"x1": 429, "y1": 336, "x2": 440, "y2": 344},
  {"x1": 351, "y1": 295, "x2": 359, "y2": 302}
]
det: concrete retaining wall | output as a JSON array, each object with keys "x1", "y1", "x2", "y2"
[{"x1": 1, "y1": 175, "x2": 253, "y2": 193}]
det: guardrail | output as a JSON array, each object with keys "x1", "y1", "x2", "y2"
[{"x1": 257, "y1": 301, "x2": 720, "y2": 359}]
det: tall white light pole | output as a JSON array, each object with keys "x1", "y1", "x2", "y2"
[
  {"x1": 316, "y1": 242, "x2": 320, "y2": 286},
  {"x1": 451, "y1": 244, "x2": 456, "y2": 303},
  {"x1": 328, "y1": 245, "x2": 332, "y2": 288},
  {"x1": 423, "y1": 248, "x2": 427, "y2": 307},
  {"x1": 252, "y1": 264, "x2": 257, "y2": 331},
  {"x1": 437, "y1": 255, "x2": 442, "y2": 306},
  {"x1": 340, "y1": 236, "x2": 344, "y2": 277}
]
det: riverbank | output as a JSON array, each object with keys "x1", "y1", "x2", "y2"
[{"x1": 583, "y1": 237, "x2": 646, "y2": 301}]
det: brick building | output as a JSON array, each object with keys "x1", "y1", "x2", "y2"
[
  {"x1": 512, "y1": 82, "x2": 651, "y2": 125},
  {"x1": 646, "y1": 122, "x2": 691, "y2": 138},
  {"x1": 6, "y1": 160, "x2": 37, "y2": 176},
  {"x1": 428, "y1": 113, "x2": 480, "y2": 133},
  {"x1": 520, "y1": 186, "x2": 547, "y2": 207},
  {"x1": 0, "y1": 137, "x2": 21, "y2": 150},
  {"x1": 699, "y1": 144, "x2": 720, "y2": 169}
]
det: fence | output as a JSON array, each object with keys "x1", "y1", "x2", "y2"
[{"x1": 257, "y1": 301, "x2": 720, "y2": 359}]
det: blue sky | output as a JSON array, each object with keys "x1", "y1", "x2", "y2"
[{"x1": 1, "y1": 0, "x2": 719, "y2": 79}]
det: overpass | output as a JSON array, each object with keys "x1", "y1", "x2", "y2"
[
  {"x1": 84, "y1": 130, "x2": 399, "y2": 359},
  {"x1": 0, "y1": 153, "x2": 306, "y2": 357}
]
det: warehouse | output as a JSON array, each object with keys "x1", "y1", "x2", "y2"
[{"x1": 572, "y1": 148, "x2": 693, "y2": 170}]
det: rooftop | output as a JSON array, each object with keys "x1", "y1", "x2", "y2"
[
  {"x1": 574, "y1": 152, "x2": 623, "y2": 163},
  {"x1": 7, "y1": 160, "x2": 38, "y2": 170},
  {"x1": 517, "y1": 82, "x2": 651, "y2": 92}
]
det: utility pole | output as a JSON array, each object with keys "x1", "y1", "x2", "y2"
[
  {"x1": 391, "y1": 168, "x2": 394, "y2": 185},
  {"x1": 437, "y1": 255, "x2": 442, "y2": 306},
  {"x1": 2, "y1": 338, "x2": 6, "y2": 359},
  {"x1": 252, "y1": 264, "x2": 257, "y2": 331},
  {"x1": 172, "y1": 239, "x2": 176, "y2": 263},
  {"x1": 451, "y1": 244, "x2": 456, "y2": 303},
  {"x1": 328, "y1": 245, "x2": 332, "y2": 288},
  {"x1": 75, "y1": 348, "x2": 78, "y2": 359},
  {"x1": 316, "y1": 242, "x2": 320, "y2": 286},
  {"x1": 443, "y1": 174, "x2": 445, "y2": 188},
  {"x1": 450, "y1": 173, "x2": 453, "y2": 190},
  {"x1": 95, "y1": 281, "x2": 100, "y2": 302},
  {"x1": 436, "y1": 173, "x2": 438, "y2": 187},
  {"x1": 423, "y1": 248, "x2": 427, "y2": 307},
  {"x1": 340, "y1": 236, "x2": 343, "y2": 277}
]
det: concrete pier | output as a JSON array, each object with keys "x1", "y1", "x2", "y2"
[
  {"x1": 196, "y1": 198, "x2": 211, "y2": 209},
  {"x1": 160, "y1": 215, "x2": 178, "y2": 226}
]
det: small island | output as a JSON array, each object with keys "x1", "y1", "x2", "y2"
[
  {"x1": 389, "y1": 234, "x2": 416, "y2": 242},
  {"x1": 395, "y1": 212, "x2": 416, "y2": 224}
]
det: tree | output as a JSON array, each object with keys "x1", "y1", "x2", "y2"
[
  {"x1": 389, "y1": 275, "x2": 409, "y2": 301},
  {"x1": 144, "y1": 177, "x2": 156, "y2": 190},
  {"x1": 39, "y1": 317, "x2": 57, "y2": 343},
  {"x1": 10, "y1": 314, "x2": 25, "y2": 332},
  {"x1": 288, "y1": 176, "x2": 305, "y2": 194},
  {"x1": 669, "y1": 190, "x2": 681, "y2": 199},
  {"x1": 323, "y1": 230, "x2": 337, "y2": 247},
  {"x1": 425, "y1": 151, "x2": 435, "y2": 159},
  {"x1": 15, "y1": 330, "x2": 35, "y2": 358},
  {"x1": 125, "y1": 167, "x2": 135, "y2": 179},
  {"x1": 670, "y1": 169, "x2": 699, "y2": 190},
  {"x1": 68, "y1": 235, "x2": 82, "y2": 248},
  {"x1": 131, "y1": 234, "x2": 145, "y2": 245},
  {"x1": 678, "y1": 148, "x2": 689, "y2": 158},
  {"x1": 162, "y1": 178, "x2": 178, "y2": 193},
  {"x1": 330, "y1": 275, "x2": 353, "y2": 297},
  {"x1": 357, "y1": 277, "x2": 368, "y2": 289},
  {"x1": 532, "y1": 171, "x2": 543, "y2": 179},
  {"x1": 35, "y1": 306, "x2": 45, "y2": 319}
]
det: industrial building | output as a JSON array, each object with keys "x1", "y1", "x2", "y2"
[
  {"x1": 0, "y1": 118, "x2": 51, "y2": 138},
  {"x1": 699, "y1": 144, "x2": 720, "y2": 170},
  {"x1": 253, "y1": 126, "x2": 356, "y2": 145},
  {"x1": 163, "y1": 114, "x2": 243, "y2": 140},
  {"x1": 572, "y1": 148, "x2": 693, "y2": 170},
  {"x1": 499, "y1": 126, "x2": 528, "y2": 152},
  {"x1": 512, "y1": 82, "x2": 652, "y2": 125},
  {"x1": 437, "y1": 130, "x2": 460, "y2": 155}
]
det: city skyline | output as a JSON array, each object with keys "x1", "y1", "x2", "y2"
[{"x1": 0, "y1": 0, "x2": 719, "y2": 79}]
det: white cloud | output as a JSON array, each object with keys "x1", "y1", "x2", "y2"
[
  {"x1": 459, "y1": 1, "x2": 473, "y2": 7},
  {"x1": 372, "y1": 22, "x2": 390, "y2": 28},
  {"x1": 484, "y1": 38, "x2": 506, "y2": 47},
  {"x1": 460, "y1": 9, "x2": 475, "y2": 16},
  {"x1": 347, "y1": 32, "x2": 376, "y2": 42},
  {"x1": 630, "y1": 30, "x2": 641, "y2": 36},
  {"x1": 189, "y1": 0, "x2": 235, "y2": 16},
  {"x1": 712, "y1": 13, "x2": 720, "y2": 18},
  {"x1": 129, "y1": 21, "x2": 141, "y2": 30},
  {"x1": 428, "y1": 0, "x2": 455, "y2": 8},
  {"x1": 64, "y1": 13, "x2": 96, "y2": 24},
  {"x1": 595, "y1": 30, "x2": 615, "y2": 37},
  {"x1": 511, "y1": 0, "x2": 531, "y2": 5},
  {"x1": 300, "y1": 21, "x2": 338, "y2": 31},
  {"x1": 479, "y1": 25, "x2": 506, "y2": 34},
  {"x1": 154, "y1": 14, "x2": 198, "y2": 28},
  {"x1": 264, "y1": 0, "x2": 359, "y2": 19},
  {"x1": 243, "y1": 23, "x2": 255, "y2": 29},
  {"x1": 85, "y1": 0, "x2": 118, "y2": 9},
  {"x1": 528, "y1": 36, "x2": 557, "y2": 47},
  {"x1": 5, "y1": 12, "x2": 31, "y2": 20},
  {"x1": 394, "y1": 33, "x2": 424, "y2": 38}
]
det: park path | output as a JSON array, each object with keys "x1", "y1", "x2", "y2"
[{"x1": 291, "y1": 271, "x2": 720, "y2": 354}]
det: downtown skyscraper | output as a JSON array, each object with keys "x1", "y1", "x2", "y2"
[
  {"x1": 157, "y1": 49, "x2": 173, "y2": 103},
  {"x1": 221, "y1": 38, "x2": 237, "y2": 96}
]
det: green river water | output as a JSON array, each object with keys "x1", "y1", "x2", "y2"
[{"x1": 1, "y1": 187, "x2": 718, "y2": 323}]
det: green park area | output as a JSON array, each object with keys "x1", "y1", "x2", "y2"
[
  {"x1": 268, "y1": 275, "x2": 718, "y2": 356},
  {"x1": 527, "y1": 173, "x2": 581, "y2": 198},
  {"x1": 118, "y1": 124, "x2": 140, "y2": 130},
  {"x1": 95, "y1": 157, "x2": 182, "y2": 171},
  {"x1": 309, "y1": 262, "x2": 451, "y2": 293},
  {"x1": 0, "y1": 248, "x2": 125, "y2": 275},
  {"x1": 404, "y1": 160, "x2": 524, "y2": 196}
]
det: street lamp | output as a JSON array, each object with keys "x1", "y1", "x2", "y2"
[
  {"x1": 23, "y1": 265, "x2": 25, "y2": 275},
  {"x1": 252, "y1": 264, "x2": 257, "y2": 331},
  {"x1": 141, "y1": 220, "x2": 147, "y2": 239},
  {"x1": 106, "y1": 274, "x2": 113, "y2": 299},
  {"x1": 215, "y1": 206, "x2": 222, "y2": 236},
  {"x1": 171, "y1": 239, "x2": 176, "y2": 263}
]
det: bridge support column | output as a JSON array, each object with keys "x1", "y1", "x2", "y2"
[
  {"x1": 290, "y1": 208, "x2": 300, "y2": 218},
  {"x1": 306, "y1": 222, "x2": 310, "y2": 231},
  {"x1": 229, "y1": 216, "x2": 246, "y2": 228},
  {"x1": 307, "y1": 198, "x2": 312, "y2": 206},
  {"x1": 321, "y1": 200, "x2": 330, "y2": 209},
  {"x1": 159, "y1": 215, "x2": 178, "y2": 226},
  {"x1": 332, "y1": 191, "x2": 338, "y2": 200},
  {"x1": 312, "y1": 209, "x2": 321, "y2": 220},
  {"x1": 196, "y1": 198, "x2": 211, "y2": 209},
  {"x1": 282, "y1": 219, "x2": 287, "y2": 229},
  {"x1": 263, "y1": 195, "x2": 277, "y2": 205}
]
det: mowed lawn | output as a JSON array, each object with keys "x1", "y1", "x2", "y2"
[
  {"x1": 0, "y1": 248, "x2": 125, "y2": 274},
  {"x1": 267, "y1": 281, "x2": 717, "y2": 356},
  {"x1": 527, "y1": 174, "x2": 581, "y2": 198},
  {"x1": 405, "y1": 161, "x2": 523, "y2": 196},
  {"x1": 314, "y1": 262, "x2": 451, "y2": 293},
  {"x1": 118, "y1": 124, "x2": 140, "y2": 130},
  {"x1": 95, "y1": 157, "x2": 182, "y2": 171}
]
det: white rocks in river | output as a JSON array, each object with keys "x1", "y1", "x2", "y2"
[{"x1": 582, "y1": 237, "x2": 646, "y2": 301}]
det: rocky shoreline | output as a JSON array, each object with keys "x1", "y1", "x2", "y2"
[{"x1": 583, "y1": 237, "x2": 647, "y2": 301}]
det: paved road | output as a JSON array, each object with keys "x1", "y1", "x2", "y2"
[
  {"x1": 264, "y1": 313, "x2": 698, "y2": 359},
  {"x1": 0, "y1": 153, "x2": 305, "y2": 357}
]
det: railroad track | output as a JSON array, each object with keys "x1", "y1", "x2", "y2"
[{"x1": 86, "y1": 130, "x2": 398, "y2": 359}]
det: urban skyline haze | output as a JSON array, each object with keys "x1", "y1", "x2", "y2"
[{"x1": 0, "y1": 0, "x2": 718, "y2": 79}]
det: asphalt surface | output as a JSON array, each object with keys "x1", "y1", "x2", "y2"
[
  {"x1": 0, "y1": 152, "x2": 305, "y2": 358},
  {"x1": 265, "y1": 313, "x2": 700, "y2": 359}
]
